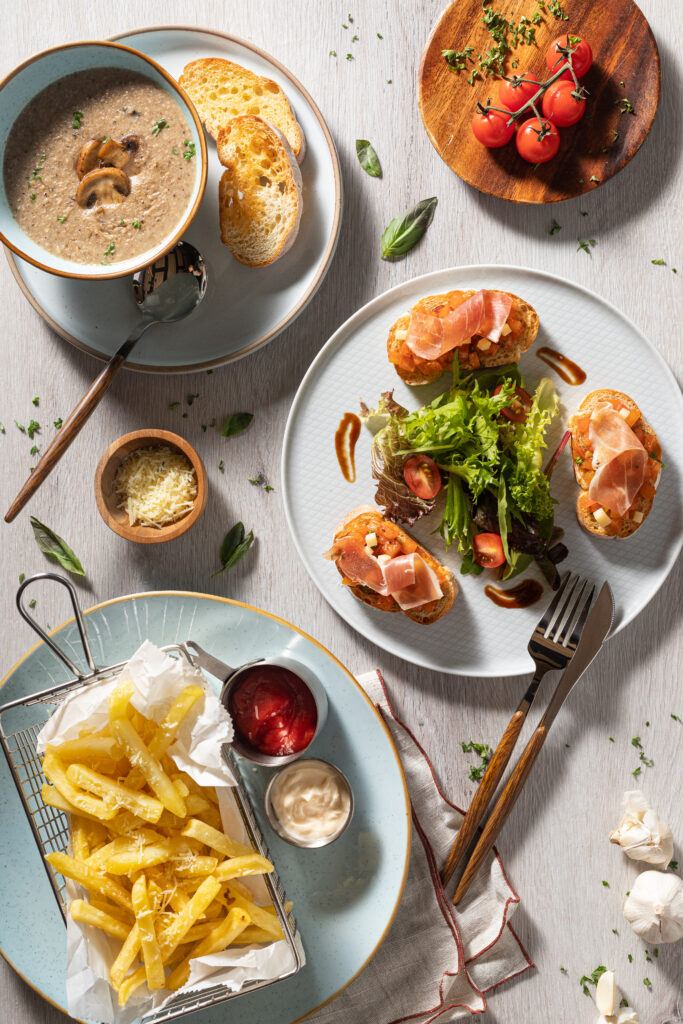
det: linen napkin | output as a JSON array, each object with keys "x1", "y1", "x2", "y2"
[{"x1": 305, "y1": 669, "x2": 533, "y2": 1024}]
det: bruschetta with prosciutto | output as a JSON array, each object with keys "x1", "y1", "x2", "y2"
[
  {"x1": 387, "y1": 288, "x2": 540, "y2": 386},
  {"x1": 568, "y1": 390, "x2": 662, "y2": 539},
  {"x1": 324, "y1": 507, "x2": 457, "y2": 624}
]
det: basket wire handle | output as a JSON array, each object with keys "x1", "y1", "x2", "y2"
[{"x1": 16, "y1": 572, "x2": 97, "y2": 679}]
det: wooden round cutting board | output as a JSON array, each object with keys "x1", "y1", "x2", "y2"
[{"x1": 419, "y1": 0, "x2": 660, "y2": 204}]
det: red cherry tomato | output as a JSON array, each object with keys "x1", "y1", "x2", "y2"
[
  {"x1": 546, "y1": 34, "x2": 593, "y2": 79},
  {"x1": 403, "y1": 455, "x2": 442, "y2": 500},
  {"x1": 473, "y1": 533, "x2": 506, "y2": 569},
  {"x1": 497, "y1": 74, "x2": 539, "y2": 114},
  {"x1": 492, "y1": 384, "x2": 533, "y2": 422},
  {"x1": 471, "y1": 107, "x2": 515, "y2": 149},
  {"x1": 515, "y1": 117, "x2": 561, "y2": 164},
  {"x1": 542, "y1": 80, "x2": 587, "y2": 127}
]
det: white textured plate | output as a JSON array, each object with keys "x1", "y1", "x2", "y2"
[
  {"x1": 282, "y1": 266, "x2": 683, "y2": 677},
  {"x1": 5, "y1": 26, "x2": 341, "y2": 373}
]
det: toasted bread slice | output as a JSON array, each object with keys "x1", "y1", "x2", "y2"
[
  {"x1": 216, "y1": 116, "x2": 303, "y2": 267},
  {"x1": 179, "y1": 58, "x2": 305, "y2": 161},
  {"x1": 328, "y1": 507, "x2": 457, "y2": 624},
  {"x1": 387, "y1": 290, "x2": 539, "y2": 386},
  {"x1": 568, "y1": 389, "x2": 662, "y2": 540}
]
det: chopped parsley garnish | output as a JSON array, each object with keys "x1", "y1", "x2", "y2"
[
  {"x1": 577, "y1": 238, "x2": 596, "y2": 255},
  {"x1": 548, "y1": 219, "x2": 562, "y2": 235},
  {"x1": 30, "y1": 444, "x2": 40, "y2": 457},
  {"x1": 32, "y1": 396, "x2": 39, "y2": 407},
  {"x1": 57, "y1": 214, "x2": 68, "y2": 223},
  {"x1": 443, "y1": 46, "x2": 475, "y2": 72},
  {"x1": 152, "y1": 118, "x2": 168, "y2": 136},
  {"x1": 672, "y1": 713, "x2": 682, "y2": 722},
  {"x1": 560, "y1": 966, "x2": 568, "y2": 975},
  {"x1": 27, "y1": 420, "x2": 40, "y2": 439},
  {"x1": 377, "y1": 32, "x2": 383, "y2": 39},
  {"x1": 132, "y1": 219, "x2": 142, "y2": 229},
  {"x1": 103, "y1": 241, "x2": 116, "y2": 260},
  {"x1": 346, "y1": 53, "x2": 354, "y2": 61},
  {"x1": 602, "y1": 880, "x2": 610, "y2": 888},
  {"x1": 29, "y1": 192, "x2": 36, "y2": 202},
  {"x1": 18, "y1": 573, "x2": 25, "y2": 583},
  {"x1": 119, "y1": 218, "x2": 127, "y2": 227},
  {"x1": 461, "y1": 740, "x2": 493, "y2": 782},
  {"x1": 612, "y1": 928, "x2": 619, "y2": 935},
  {"x1": 0, "y1": 423, "x2": 5, "y2": 434},
  {"x1": 351, "y1": 34, "x2": 359, "y2": 42},
  {"x1": 15, "y1": 421, "x2": 25, "y2": 433},
  {"x1": 616, "y1": 98, "x2": 635, "y2": 115},
  {"x1": 651, "y1": 258, "x2": 666, "y2": 266},
  {"x1": 643, "y1": 977, "x2": 652, "y2": 989},
  {"x1": 609, "y1": 736, "x2": 615, "y2": 742},
  {"x1": 329, "y1": 50, "x2": 337, "y2": 57},
  {"x1": 579, "y1": 965, "x2": 606, "y2": 996},
  {"x1": 218, "y1": 460, "x2": 225, "y2": 473},
  {"x1": 28, "y1": 598, "x2": 37, "y2": 610},
  {"x1": 71, "y1": 111, "x2": 84, "y2": 129},
  {"x1": 632, "y1": 765, "x2": 642, "y2": 778},
  {"x1": 182, "y1": 139, "x2": 196, "y2": 161},
  {"x1": 248, "y1": 472, "x2": 275, "y2": 493},
  {"x1": 53, "y1": 418, "x2": 63, "y2": 430}
]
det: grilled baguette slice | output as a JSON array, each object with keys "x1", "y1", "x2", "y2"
[
  {"x1": 179, "y1": 58, "x2": 305, "y2": 161},
  {"x1": 216, "y1": 116, "x2": 303, "y2": 267},
  {"x1": 568, "y1": 389, "x2": 661, "y2": 540},
  {"x1": 387, "y1": 290, "x2": 539, "y2": 386},
  {"x1": 328, "y1": 507, "x2": 457, "y2": 624}
]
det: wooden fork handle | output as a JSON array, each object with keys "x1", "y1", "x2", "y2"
[
  {"x1": 452, "y1": 724, "x2": 548, "y2": 906},
  {"x1": 4, "y1": 353, "x2": 127, "y2": 523},
  {"x1": 441, "y1": 708, "x2": 527, "y2": 888}
]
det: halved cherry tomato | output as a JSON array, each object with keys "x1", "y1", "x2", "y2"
[
  {"x1": 471, "y1": 108, "x2": 515, "y2": 149},
  {"x1": 473, "y1": 533, "x2": 506, "y2": 569},
  {"x1": 515, "y1": 117, "x2": 561, "y2": 164},
  {"x1": 497, "y1": 73, "x2": 539, "y2": 114},
  {"x1": 546, "y1": 34, "x2": 593, "y2": 79},
  {"x1": 403, "y1": 455, "x2": 442, "y2": 500},
  {"x1": 542, "y1": 80, "x2": 587, "y2": 127},
  {"x1": 492, "y1": 384, "x2": 533, "y2": 422}
]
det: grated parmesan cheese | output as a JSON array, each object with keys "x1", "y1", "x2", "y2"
[{"x1": 114, "y1": 445, "x2": 197, "y2": 528}]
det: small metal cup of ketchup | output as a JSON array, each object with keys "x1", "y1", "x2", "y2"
[{"x1": 223, "y1": 656, "x2": 328, "y2": 767}]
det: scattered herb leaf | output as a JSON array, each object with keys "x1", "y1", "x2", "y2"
[
  {"x1": 651, "y1": 258, "x2": 666, "y2": 266},
  {"x1": 577, "y1": 238, "x2": 596, "y2": 255},
  {"x1": 132, "y1": 219, "x2": 142, "y2": 230},
  {"x1": 182, "y1": 139, "x2": 196, "y2": 161},
  {"x1": 548, "y1": 219, "x2": 562, "y2": 235},
  {"x1": 152, "y1": 118, "x2": 168, "y2": 136},
  {"x1": 212, "y1": 522, "x2": 254, "y2": 577},
  {"x1": 220, "y1": 412, "x2": 253, "y2": 438},
  {"x1": 54, "y1": 418, "x2": 63, "y2": 430},
  {"x1": 381, "y1": 197, "x2": 437, "y2": 261},
  {"x1": 669, "y1": 860, "x2": 679, "y2": 870},
  {"x1": 103, "y1": 241, "x2": 116, "y2": 260},
  {"x1": 461, "y1": 740, "x2": 493, "y2": 782},
  {"x1": 27, "y1": 420, "x2": 40, "y2": 439},
  {"x1": 30, "y1": 517, "x2": 85, "y2": 576},
  {"x1": 218, "y1": 460, "x2": 225, "y2": 473},
  {"x1": 356, "y1": 139, "x2": 382, "y2": 178},
  {"x1": 579, "y1": 965, "x2": 606, "y2": 996},
  {"x1": 72, "y1": 111, "x2": 84, "y2": 129},
  {"x1": 248, "y1": 472, "x2": 275, "y2": 493}
]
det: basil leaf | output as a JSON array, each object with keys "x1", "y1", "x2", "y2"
[
  {"x1": 381, "y1": 197, "x2": 437, "y2": 261},
  {"x1": 213, "y1": 522, "x2": 255, "y2": 576},
  {"x1": 30, "y1": 517, "x2": 85, "y2": 576},
  {"x1": 356, "y1": 139, "x2": 382, "y2": 178},
  {"x1": 220, "y1": 413, "x2": 253, "y2": 438}
]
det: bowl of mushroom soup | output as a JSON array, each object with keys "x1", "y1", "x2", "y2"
[{"x1": 0, "y1": 41, "x2": 206, "y2": 279}]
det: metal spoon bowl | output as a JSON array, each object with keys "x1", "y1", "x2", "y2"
[{"x1": 5, "y1": 241, "x2": 207, "y2": 523}]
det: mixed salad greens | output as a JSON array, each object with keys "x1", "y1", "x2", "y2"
[{"x1": 362, "y1": 361, "x2": 568, "y2": 586}]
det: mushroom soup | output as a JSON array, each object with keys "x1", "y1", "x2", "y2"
[{"x1": 3, "y1": 67, "x2": 197, "y2": 266}]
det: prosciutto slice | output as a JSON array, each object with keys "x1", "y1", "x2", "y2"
[
  {"x1": 330, "y1": 541, "x2": 442, "y2": 609},
  {"x1": 588, "y1": 404, "x2": 647, "y2": 517},
  {"x1": 405, "y1": 290, "x2": 513, "y2": 361}
]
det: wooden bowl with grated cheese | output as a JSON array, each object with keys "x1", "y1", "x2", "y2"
[{"x1": 94, "y1": 429, "x2": 207, "y2": 543}]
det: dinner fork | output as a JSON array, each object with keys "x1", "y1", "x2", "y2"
[{"x1": 441, "y1": 572, "x2": 595, "y2": 892}]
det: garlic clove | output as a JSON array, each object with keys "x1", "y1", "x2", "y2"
[
  {"x1": 623, "y1": 870, "x2": 683, "y2": 944},
  {"x1": 609, "y1": 790, "x2": 674, "y2": 866},
  {"x1": 615, "y1": 1010, "x2": 639, "y2": 1023},
  {"x1": 595, "y1": 970, "x2": 617, "y2": 1016}
]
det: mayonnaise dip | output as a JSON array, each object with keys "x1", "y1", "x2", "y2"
[{"x1": 267, "y1": 759, "x2": 352, "y2": 846}]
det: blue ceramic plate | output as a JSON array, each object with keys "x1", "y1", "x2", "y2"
[{"x1": 0, "y1": 592, "x2": 410, "y2": 1023}]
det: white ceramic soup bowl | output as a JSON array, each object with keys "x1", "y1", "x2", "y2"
[{"x1": 0, "y1": 40, "x2": 207, "y2": 280}]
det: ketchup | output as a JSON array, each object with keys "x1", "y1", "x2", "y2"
[{"x1": 229, "y1": 666, "x2": 317, "y2": 757}]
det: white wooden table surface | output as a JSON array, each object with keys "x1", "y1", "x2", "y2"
[{"x1": 1, "y1": 1, "x2": 681, "y2": 1021}]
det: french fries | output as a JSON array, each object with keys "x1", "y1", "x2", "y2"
[{"x1": 41, "y1": 681, "x2": 283, "y2": 1007}]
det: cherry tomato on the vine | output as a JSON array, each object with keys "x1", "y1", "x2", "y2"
[
  {"x1": 497, "y1": 73, "x2": 539, "y2": 114},
  {"x1": 546, "y1": 34, "x2": 593, "y2": 79},
  {"x1": 471, "y1": 107, "x2": 515, "y2": 149},
  {"x1": 515, "y1": 117, "x2": 561, "y2": 164},
  {"x1": 542, "y1": 80, "x2": 587, "y2": 127}
]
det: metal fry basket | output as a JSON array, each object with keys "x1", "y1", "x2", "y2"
[{"x1": 0, "y1": 573, "x2": 304, "y2": 1023}]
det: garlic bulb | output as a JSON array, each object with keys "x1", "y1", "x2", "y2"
[
  {"x1": 623, "y1": 870, "x2": 683, "y2": 943},
  {"x1": 609, "y1": 790, "x2": 673, "y2": 867}
]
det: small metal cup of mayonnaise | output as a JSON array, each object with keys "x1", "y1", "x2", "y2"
[{"x1": 264, "y1": 758, "x2": 354, "y2": 849}]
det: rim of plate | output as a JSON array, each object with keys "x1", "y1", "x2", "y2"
[
  {"x1": 0, "y1": 39, "x2": 208, "y2": 279},
  {"x1": 0, "y1": 590, "x2": 411, "y2": 1023},
  {"x1": 281, "y1": 263, "x2": 683, "y2": 677},
  {"x1": 4, "y1": 25, "x2": 343, "y2": 374}
]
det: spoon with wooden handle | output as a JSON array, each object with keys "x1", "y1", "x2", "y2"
[{"x1": 4, "y1": 242, "x2": 207, "y2": 523}]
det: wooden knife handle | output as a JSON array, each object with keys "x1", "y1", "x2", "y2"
[
  {"x1": 4, "y1": 354, "x2": 126, "y2": 523},
  {"x1": 452, "y1": 724, "x2": 548, "y2": 906},
  {"x1": 441, "y1": 708, "x2": 527, "y2": 888}
]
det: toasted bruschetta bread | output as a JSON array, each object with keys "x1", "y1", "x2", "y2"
[
  {"x1": 325, "y1": 506, "x2": 457, "y2": 624},
  {"x1": 387, "y1": 289, "x2": 539, "y2": 386},
  {"x1": 216, "y1": 116, "x2": 303, "y2": 267},
  {"x1": 568, "y1": 389, "x2": 662, "y2": 540},
  {"x1": 179, "y1": 58, "x2": 305, "y2": 161}
]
